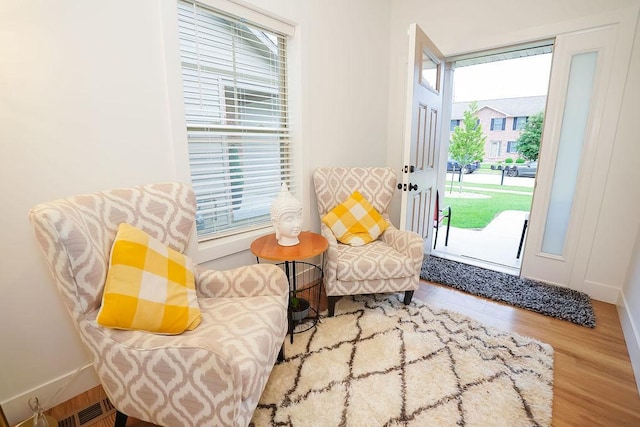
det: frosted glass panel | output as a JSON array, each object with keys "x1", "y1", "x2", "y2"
[{"x1": 541, "y1": 52, "x2": 597, "y2": 255}]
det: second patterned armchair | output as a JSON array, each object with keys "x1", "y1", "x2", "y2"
[{"x1": 313, "y1": 167, "x2": 424, "y2": 316}]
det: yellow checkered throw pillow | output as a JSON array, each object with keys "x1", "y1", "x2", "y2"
[
  {"x1": 96, "y1": 223, "x2": 201, "y2": 334},
  {"x1": 322, "y1": 191, "x2": 389, "y2": 246}
]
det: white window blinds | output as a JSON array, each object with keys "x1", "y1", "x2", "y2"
[{"x1": 177, "y1": 0, "x2": 292, "y2": 240}]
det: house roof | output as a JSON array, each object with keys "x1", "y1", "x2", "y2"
[{"x1": 451, "y1": 95, "x2": 546, "y2": 119}]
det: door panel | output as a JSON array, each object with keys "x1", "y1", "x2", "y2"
[
  {"x1": 521, "y1": 25, "x2": 618, "y2": 290},
  {"x1": 400, "y1": 23, "x2": 446, "y2": 255},
  {"x1": 427, "y1": 108, "x2": 438, "y2": 169},
  {"x1": 408, "y1": 187, "x2": 432, "y2": 239}
]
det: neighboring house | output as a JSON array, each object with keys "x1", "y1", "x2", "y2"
[{"x1": 450, "y1": 96, "x2": 546, "y2": 162}]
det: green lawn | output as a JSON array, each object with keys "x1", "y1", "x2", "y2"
[{"x1": 441, "y1": 189, "x2": 532, "y2": 229}]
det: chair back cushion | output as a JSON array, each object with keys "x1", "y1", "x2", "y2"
[
  {"x1": 29, "y1": 183, "x2": 196, "y2": 320},
  {"x1": 313, "y1": 167, "x2": 397, "y2": 217}
]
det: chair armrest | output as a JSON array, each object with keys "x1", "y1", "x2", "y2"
[
  {"x1": 81, "y1": 320, "x2": 246, "y2": 426},
  {"x1": 195, "y1": 264, "x2": 289, "y2": 299},
  {"x1": 380, "y1": 223, "x2": 424, "y2": 270}
]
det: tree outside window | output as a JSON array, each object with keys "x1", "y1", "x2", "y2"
[
  {"x1": 449, "y1": 100, "x2": 486, "y2": 185},
  {"x1": 516, "y1": 112, "x2": 544, "y2": 161}
]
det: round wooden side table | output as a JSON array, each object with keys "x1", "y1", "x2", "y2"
[{"x1": 251, "y1": 231, "x2": 328, "y2": 343}]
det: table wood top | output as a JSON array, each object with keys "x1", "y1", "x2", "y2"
[{"x1": 250, "y1": 231, "x2": 328, "y2": 262}]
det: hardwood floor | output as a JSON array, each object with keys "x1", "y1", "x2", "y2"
[{"x1": 45, "y1": 280, "x2": 640, "y2": 426}]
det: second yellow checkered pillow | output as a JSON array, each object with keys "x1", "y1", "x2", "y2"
[
  {"x1": 96, "y1": 223, "x2": 201, "y2": 334},
  {"x1": 322, "y1": 191, "x2": 389, "y2": 246}
]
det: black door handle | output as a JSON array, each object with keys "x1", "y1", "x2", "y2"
[{"x1": 397, "y1": 183, "x2": 418, "y2": 191}]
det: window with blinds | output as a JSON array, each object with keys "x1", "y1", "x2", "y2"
[{"x1": 177, "y1": 0, "x2": 292, "y2": 241}]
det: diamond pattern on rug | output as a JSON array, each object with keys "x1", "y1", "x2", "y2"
[{"x1": 251, "y1": 294, "x2": 554, "y2": 426}]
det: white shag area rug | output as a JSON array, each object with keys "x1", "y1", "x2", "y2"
[{"x1": 250, "y1": 294, "x2": 554, "y2": 427}]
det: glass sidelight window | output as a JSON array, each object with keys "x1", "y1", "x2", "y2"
[{"x1": 541, "y1": 52, "x2": 598, "y2": 255}]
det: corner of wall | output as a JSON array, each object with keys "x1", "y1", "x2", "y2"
[
  {"x1": 2, "y1": 364, "x2": 98, "y2": 425},
  {"x1": 618, "y1": 294, "x2": 640, "y2": 395}
]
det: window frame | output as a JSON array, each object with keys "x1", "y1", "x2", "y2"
[
  {"x1": 490, "y1": 117, "x2": 506, "y2": 131},
  {"x1": 161, "y1": 0, "x2": 300, "y2": 263},
  {"x1": 177, "y1": 0, "x2": 294, "y2": 242},
  {"x1": 513, "y1": 116, "x2": 529, "y2": 130}
]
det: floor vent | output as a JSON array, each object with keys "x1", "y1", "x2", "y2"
[{"x1": 58, "y1": 398, "x2": 116, "y2": 427}]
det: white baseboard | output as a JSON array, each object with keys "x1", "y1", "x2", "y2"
[
  {"x1": 618, "y1": 294, "x2": 640, "y2": 396},
  {"x1": 584, "y1": 280, "x2": 620, "y2": 304},
  {"x1": 1, "y1": 363, "x2": 99, "y2": 425}
]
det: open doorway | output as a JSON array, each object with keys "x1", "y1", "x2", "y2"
[{"x1": 432, "y1": 45, "x2": 553, "y2": 275}]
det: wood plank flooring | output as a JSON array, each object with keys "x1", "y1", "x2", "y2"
[{"x1": 45, "y1": 280, "x2": 640, "y2": 426}]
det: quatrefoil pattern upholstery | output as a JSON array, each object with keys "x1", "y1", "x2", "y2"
[
  {"x1": 313, "y1": 168, "x2": 424, "y2": 312},
  {"x1": 29, "y1": 182, "x2": 288, "y2": 427}
]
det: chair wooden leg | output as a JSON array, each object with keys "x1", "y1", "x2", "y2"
[
  {"x1": 403, "y1": 290, "x2": 414, "y2": 305},
  {"x1": 328, "y1": 296, "x2": 340, "y2": 317},
  {"x1": 114, "y1": 410, "x2": 128, "y2": 427}
]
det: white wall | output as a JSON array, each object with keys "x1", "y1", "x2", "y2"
[
  {"x1": 620, "y1": 227, "x2": 640, "y2": 394},
  {"x1": 618, "y1": 14, "x2": 640, "y2": 393},
  {"x1": 0, "y1": 1, "x2": 180, "y2": 423},
  {"x1": 0, "y1": 0, "x2": 391, "y2": 423}
]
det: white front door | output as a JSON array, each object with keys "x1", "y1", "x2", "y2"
[
  {"x1": 399, "y1": 23, "x2": 447, "y2": 255},
  {"x1": 520, "y1": 24, "x2": 623, "y2": 292}
]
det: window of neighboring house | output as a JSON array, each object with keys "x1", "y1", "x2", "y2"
[
  {"x1": 177, "y1": 0, "x2": 293, "y2": 241},
  {"x1": 490, "y1": 141, "x2": 502, "y2": 157},
  {"x1": 513, "y1": 116, "x2": 528, "y2": 130},
  {"x1": 490, "y1": 117, "x2": 506, "y2": 131},
  {"x1": 507, "y1": 141, "x2": 518, "y2": 153},
  {"x1": 450, "y1": 119, "x2": 460, "y2": 131}
]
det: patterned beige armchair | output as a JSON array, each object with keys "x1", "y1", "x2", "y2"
[
  {"x1": 313, "y1": 168, "x2": 424, "y2": 316},
  {"x1": 29, "y1": 183, "x2": 288, "y2": 427}
]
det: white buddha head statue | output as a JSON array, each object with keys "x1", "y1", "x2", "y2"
[{"x1": 270, "y1": 183, "x2": 302, "y2": 246}]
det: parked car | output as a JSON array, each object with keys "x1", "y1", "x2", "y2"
[
  {"x1": 507, "y1": 161, "x2": 537, "y2": 177},
  {"x1": 447, "y1": 160, "x2": 479, "y2": 174}
]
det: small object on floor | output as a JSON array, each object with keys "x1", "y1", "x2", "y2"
[{"x1": 15, "y1": 415, "x2": 58, "y2": 427}]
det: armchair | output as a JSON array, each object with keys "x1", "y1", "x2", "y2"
[
  {"x1": 313, "y1": 168, "x2": 424, "y2": 316},
  {"x1": 29, "y1": 182, "x2": 288, "y2": 427}
]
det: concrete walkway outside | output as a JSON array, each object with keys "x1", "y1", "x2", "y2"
[
  {"x1": 432, "y1": 209, "x2": 529, "y2": 275},
  {"x1": 432, "y1": 171, "x2": 534, "y2": 275}
]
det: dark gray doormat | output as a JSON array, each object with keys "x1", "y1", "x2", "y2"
[{"x1": 421, "y1": 255, "x2": 596, "y2": 328}]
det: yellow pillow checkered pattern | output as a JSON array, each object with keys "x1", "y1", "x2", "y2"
[
  {"x1": 96, "y1": 223, "x2": 201, "y2": 334},
  {"x1": 322, "y1": 191, "x2": 389, "y2": 246}
]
